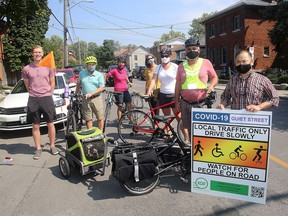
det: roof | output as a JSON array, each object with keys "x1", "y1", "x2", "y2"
[
  {"x1": 203, "y1": 0, "x2": 277, "y2": 23},
  {"x1": 159, "y1": 37, "x2": 186, "y2": 46}
]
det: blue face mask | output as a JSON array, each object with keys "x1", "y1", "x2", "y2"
[{"x1": 87, "y1": 65, "x2": 96, "y2": 72}]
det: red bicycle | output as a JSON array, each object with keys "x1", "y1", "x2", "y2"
[{"x1": 117, "y1": 95, "x2": 180, "y2": 144}]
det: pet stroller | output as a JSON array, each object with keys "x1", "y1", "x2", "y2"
[{"x1": 59, "y1": 127, "x2": 110, "y2": 178}]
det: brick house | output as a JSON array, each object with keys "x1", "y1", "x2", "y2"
[{"x1": 202, "y1": 0, "x2": 282, "y2": 73}]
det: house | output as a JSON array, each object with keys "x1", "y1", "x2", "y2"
[
  {"x1": 115, "y1": 46, "x2": 150, "y2": 71},
  {"x1": 174, "y1": 36, "x2": 206, "y2": 61},
  {"x1": 202, "y1": 0, "x2": 280, "y2": 73},
  {"x1": 150, "y1": 37, "x2": 185, "y2": 63}
]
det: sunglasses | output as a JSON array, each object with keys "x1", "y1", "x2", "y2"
[{"x1": 161, "y1": 55, "x2": 169, "y2": 58}]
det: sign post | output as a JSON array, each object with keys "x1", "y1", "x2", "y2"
[{"x1": 191, "y1": 108, "x2": 272, "y2": 204}]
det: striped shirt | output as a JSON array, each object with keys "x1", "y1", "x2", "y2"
[{"x1": 220, "y1": 71, "x2": 279, "y2": 110}]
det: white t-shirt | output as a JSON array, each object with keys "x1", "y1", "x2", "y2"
[{"x1": 154, "y1": 63, "x2": 178, "y2": 94}]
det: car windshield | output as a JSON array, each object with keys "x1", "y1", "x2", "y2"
[
  {"x1": 11, "y1": 80, "x2": 28, "y2": 94},
  {"x1": 55, "y1": 76, "x2": 65, "y2": 89},
  {"x1": 64, "y1": 70, "x2": 73, "y2": 78}
]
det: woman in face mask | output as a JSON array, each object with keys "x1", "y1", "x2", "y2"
[
  {"x1": 146, "y1": 48, "x2": 179, "y2": 138},
  {"x1": 144, "y1": 54, "x2": 160, "y2": 114},
  {"x1": 217, "y1": 50, "x2": 279, "y2": 111}
]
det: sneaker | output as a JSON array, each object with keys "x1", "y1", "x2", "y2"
[
  {"x1": 33, "y1": 149, "x2": 42, "y2": 160},
  {"x1": 51, "y1": 146, "x2": 59, "y2": 155}
]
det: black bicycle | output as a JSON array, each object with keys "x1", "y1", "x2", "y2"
[
  {"x1": 103, "y1": 90, "x2": 144, "y2": 133},
  {"x1": 65, "y1": 92, "x2": 84, "y2": 135},
  {"x1": 111, "y1": 114, "x2": 191, "y2": 195}
]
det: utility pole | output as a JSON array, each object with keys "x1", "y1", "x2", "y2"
[
  {"x1": 78, "y1": 37, "x2": 81, "y2": 64},
  {"x1": 63, "y1": 0, "x2": 68, "y2": 67}
]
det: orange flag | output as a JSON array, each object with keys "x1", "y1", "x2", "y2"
[{"x1": 38, "y1": 51, "x2": 56, "y2": 69}]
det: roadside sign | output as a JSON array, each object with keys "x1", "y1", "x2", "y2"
[{"x1": 191, "y1": 108, "x2": 272, "y2": 204}]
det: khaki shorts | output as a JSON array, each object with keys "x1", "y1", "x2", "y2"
[{"x1": 82, "y1": 95, "x2": 104, "y2": 121}]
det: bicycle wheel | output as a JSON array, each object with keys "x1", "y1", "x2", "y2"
[
  {"x1": 118, "y1": 110, "x2": 155, "y2": 144},
  {"x1": 120, "y1": 173, "x2": 160, "y2": 195},
  {"x1": 75, "y1": 108, "x2": 83, "y2": 131},
  {"x1": 103, "y1": 103, "x2": 112, "y2": 133},
  {"x1": 177, "y1": 119, "x2": 189, "y2": 144},
  {"x1": 66, "y1": 113, "x2": 76, "y2": 135},
  {"x1": 131, "y1": 93, "x2": 144, "y2": 109}
]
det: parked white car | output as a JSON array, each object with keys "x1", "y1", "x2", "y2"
[{"x1": 0, "y1": 72, "x2": 76, "y2": 131}]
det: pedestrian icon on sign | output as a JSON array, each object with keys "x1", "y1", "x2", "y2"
[
  {"x1": 194, "y1": 141, "x2": 204, "y2": 157},
  {"x1": 253, "y1": 146, "x2": 267, "y2": 162}
]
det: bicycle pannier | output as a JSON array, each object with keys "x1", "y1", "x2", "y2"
[{"x1": 112, "y1": 149, "x2": 158, "y2": 182}]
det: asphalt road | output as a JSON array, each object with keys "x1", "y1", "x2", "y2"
[{"x1": 0, "y1": 79, "x2": 287, "y2": 216}]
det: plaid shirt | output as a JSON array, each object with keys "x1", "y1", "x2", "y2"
[{"x1": 220, "y1": 71, "x2": 279, "y2": 110}]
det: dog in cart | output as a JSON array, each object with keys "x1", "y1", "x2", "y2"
[{"x1": 59, "y1": 127, "x2": 110, "y2": 178}]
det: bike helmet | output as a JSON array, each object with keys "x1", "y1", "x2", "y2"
[
  {"x1": 160, "y1": 48, "x2": 172, "y2": 55},
  {"x1": 185, "y1": 38, "x2": 200, "y2": 48},
  {"x1": 85, "y1": 56, "x2": 97, "y2": 64},
  {"x1": 116, "y1": 56, "x2": 126, "y2": 62}
]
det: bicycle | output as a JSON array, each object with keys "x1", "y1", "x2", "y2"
[
  {"x1": 111, "y1": 114, "x2": 191, "y2": 195},
  {"x1": 65, "y1": 91, "x2": 84, "y2": 135},
  {"x1": 118, "y1": 91, "x2": 216, "y2": 144},
  {"x1": 176, "y1": 91, "x2": 217, "y2": 144},
  {"x1": 229, "y1": 152, "x2": 247, "y2": 161},
  {"x1": 103, "y1": 90, "x2": 144, "y2": 133},
  {"x1": 118, "y1": 96, "x2": 180, "y2": 144}
]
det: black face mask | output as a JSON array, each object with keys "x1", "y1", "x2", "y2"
[
  {"x1": 186, "y1": 51, "x2": 199, "y2": 59},
  {"x1": 236, "y1": 64, "x2": 252, "y2": 74}
]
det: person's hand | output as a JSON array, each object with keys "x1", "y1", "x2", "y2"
[
  {"x1": 246, "y1": 105, "x2": 261, "y2": 112},
  {"x1": 85, "y1": 93, "x2": 92, "y2": 99},
  {"x1": 216, "y1": 104, "x2": 225, "y2": 110},
  {"x1": 207, "y1": 85, "x2": 214, "y2": 94}
]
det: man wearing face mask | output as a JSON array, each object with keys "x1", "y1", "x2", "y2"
[
  {"x1": 175, "y1": 38, "x2": 218, "y2": 144},
  {"x1": 76, "y1": 56, "x2": 105, "y2": 131},
  {"x1": 217, "y1": 50, "x2": 279, "y2": 111}
]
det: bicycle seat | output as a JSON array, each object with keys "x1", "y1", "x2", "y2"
[{"x1": 153, "y1": 115, "x2": 175, "y2": 122}]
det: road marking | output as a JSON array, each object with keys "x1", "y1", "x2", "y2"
[{"x1": 270, "y1": 155, "x2": 288, "y2": 169}]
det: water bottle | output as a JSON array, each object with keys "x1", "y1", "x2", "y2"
[{"x1": 64, "y1": 84, "x2": 69, "y2": 98}]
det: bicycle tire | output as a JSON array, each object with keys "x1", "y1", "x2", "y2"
[
  {"x1": 120, "y1": 173, "x2": 160, "y2": 195},
  {"x1": 103, "y1": 103, "x2": 112, "y2": 133},
  {"x1": 66, "y1": 113, "x2": 76, "y2": 134},
  {"x1": 177, "y1": 119, "x2": 187, "y2": 144},
  {"x1": 118, "y1": 110, "x2": 155, "y2": 144},
  {"x1": 131, "y1": 93, "x2": 144, "y2": 109}
]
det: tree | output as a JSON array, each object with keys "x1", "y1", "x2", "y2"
[
  {"x1": 188, "y1": 12, "x2": 216, "y2": 40},
  {"x1": 0, "y1": 0, "x2": 50, "y2": 82},
  {"x1": 261, "y1": 0, "x2": 288, "y2": 52},
  {"x1": 153, "y1": 30, "x2": 185, "y2": 46},
  {"x1": 95, "y1": 39, "x2": 118, "y2": 69},
  {"x1": 42, "y1": 35, "x2": 63, "y2": 69}
]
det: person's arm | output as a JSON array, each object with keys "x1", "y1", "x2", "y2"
[
  {"x1": 216, "y1": 82, "x2": 231, "y2": 110},
  {"x1": 50, "y1": 75, "x2": 55, "y2": 94},
  {"x1": 207, "y1": 74, "x2": 218, "y2": 93},
  {"x1": 23, "y1": 79, "x2": 29, "y2": 92},
  {"x1": 175, "y1": 67, "x2": 183, "y2": 113},
  {"x1": 145, "y1": 73, "x2": 157, "y2": 95}
]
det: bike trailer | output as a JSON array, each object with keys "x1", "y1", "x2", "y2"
[
  {"x1": 59, "y1": 127, "x2": 109, "y2": 177},
  {"x1": 111, "y1": 145, "x2": 158, "y2": 182}
]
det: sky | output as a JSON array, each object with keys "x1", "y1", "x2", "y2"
[{"x1": 46, "y1": 0, "x2": 240, "y2": 48}]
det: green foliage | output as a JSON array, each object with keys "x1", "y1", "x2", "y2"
[
  {"x1": 42, "y1": 35, "x2": 63, "y2": 69},
  {"x1": 95, "y1": 39, "x2": 118, "y2": 69},
  {"x1": 261, "y1": 0, "x2": 288, "y2": 52},
  {"x1": 0, "y1": 0, "x2": 50, "y2": 75},
  {"x1": 188, "y1": 12, "x2": 216, "y2": 39}
]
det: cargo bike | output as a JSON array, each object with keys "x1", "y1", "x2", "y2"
[{"x1": 59, "y1": 127, "x2": 110, "y2": 178}]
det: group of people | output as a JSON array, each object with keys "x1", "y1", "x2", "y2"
[{"x1": 22, "y1": 39, "x2": 279, "y2": 159}]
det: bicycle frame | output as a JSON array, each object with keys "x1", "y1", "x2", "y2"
[{"x1": 132, "y1": 98, "x2": 180, "y2": 136}]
